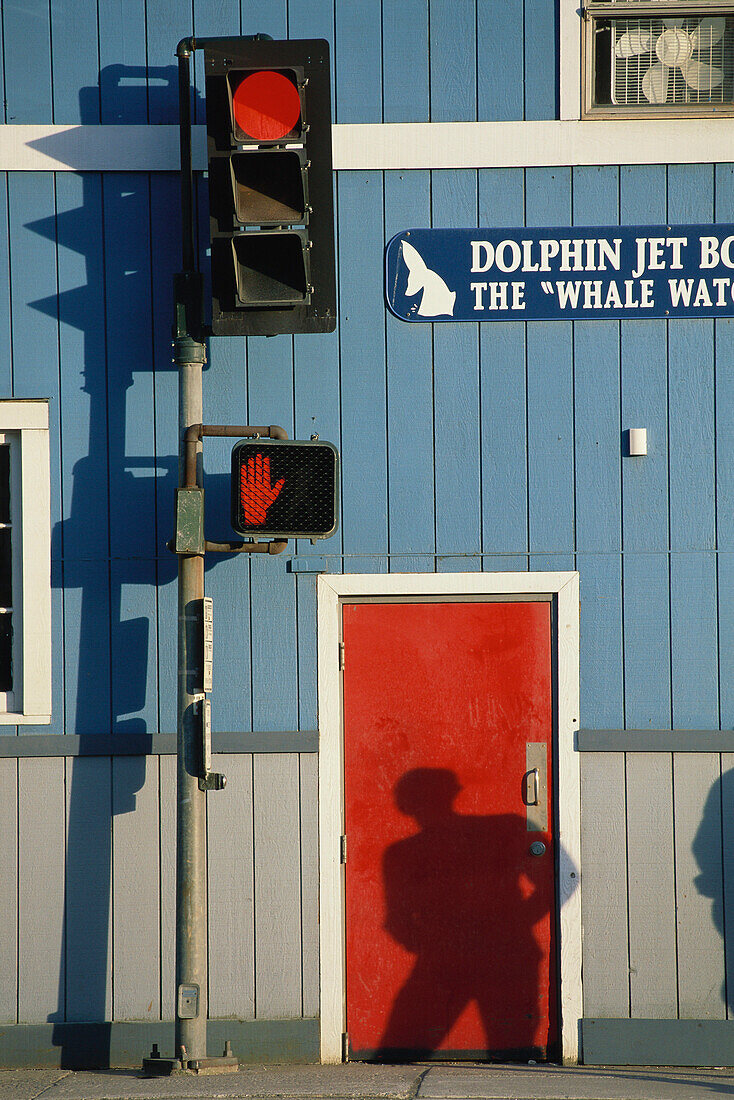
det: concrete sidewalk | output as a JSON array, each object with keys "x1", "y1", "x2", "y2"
[{"x1": 2, "y1": 1064, "x2": 734, "y2": 1100}]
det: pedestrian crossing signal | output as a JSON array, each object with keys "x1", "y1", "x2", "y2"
[{"x1": 231, "y1": 439, "x2": 339, "y2": 539}]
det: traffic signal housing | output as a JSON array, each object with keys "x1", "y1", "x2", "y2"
[
  {"x1": 231, "y1": 439, "x2": 339, "y2": 539},
  {"x1": 204, "y1": 38, "x2": 336, "y2": 336}
]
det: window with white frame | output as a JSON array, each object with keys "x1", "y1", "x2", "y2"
[
  {"x1": 0, "y1": 400, "x2": 51, "y2": 724},
  {"x1": 583, "y1": 2, "x2": 734, "y2": 116}
]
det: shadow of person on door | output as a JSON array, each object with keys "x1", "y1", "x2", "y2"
[{"x1": 375, "y1": 767, "x2": 554, "y2": 1062}]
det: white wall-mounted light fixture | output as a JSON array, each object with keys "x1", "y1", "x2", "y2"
[{"x1": 628, "y1": 428, "x2": 647, "y2": 456}]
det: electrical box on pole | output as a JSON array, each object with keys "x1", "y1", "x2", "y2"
[{"x1": 204, "y1": 38, "x2": 336, "y2": 336}]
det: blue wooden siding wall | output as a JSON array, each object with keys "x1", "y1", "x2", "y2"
[{"x1": 2, "y1": 0, "x2": 734, "y2": 1041}]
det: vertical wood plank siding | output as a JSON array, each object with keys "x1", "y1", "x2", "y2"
[{"x1": 0, "y1": 0, "x2": 732, "y2": 1038}]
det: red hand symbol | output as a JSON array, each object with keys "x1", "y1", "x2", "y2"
[{"x1": 240, "y1": 452, "x2": 285, "y2": 526}]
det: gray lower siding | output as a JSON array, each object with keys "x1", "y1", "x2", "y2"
[
  {"x1": 5, "y1": 738, "x2": 734, "y2": 1065},
  {"x1": 581, "y1": 749, "x2": 734, "y2": 1025},
  {"x1": 580, "y1": 743, "x2": 734, "y2": 1065},
  {"x1": 0, "y1": 752, "x2": 318, "y2": 1029}
]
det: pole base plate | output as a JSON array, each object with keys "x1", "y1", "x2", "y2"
[
  {"x1": 142, "y1": 1046, "x2": 238, "y2": 1076},
  {"x1": 141, "y1": 1057, "x2": 185, "y2": 1077}
]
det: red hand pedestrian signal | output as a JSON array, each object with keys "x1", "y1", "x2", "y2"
[
  {"x1": 231, "y1": 439, "x2": 339, "y2": 540},
  {"x1": 240, "y1": 452, "x2": 285, "y2": 526}
]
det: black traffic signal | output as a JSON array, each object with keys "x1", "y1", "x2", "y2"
[
  {"x1": 231, "y1": 439, "x2": 339, "y2": 539},
  {"x1": 204, "y1": 38, "x2": 336, "y2": 336}
]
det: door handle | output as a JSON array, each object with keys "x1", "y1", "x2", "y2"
[{"x1": 525, "y1": 767, "x2": 539, "y2": 806}]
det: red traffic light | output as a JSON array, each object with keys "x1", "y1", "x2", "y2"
[
  {"x1": 205, "y1": 38, "x2": 336, "y2": 336},
  {"x1": 232, "y1": 70, "x2": 301, "y2": 141}
]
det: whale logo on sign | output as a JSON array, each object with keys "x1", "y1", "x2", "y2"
[{"x1": 401, "y1": 239, "x2": 456, "y2": 317}]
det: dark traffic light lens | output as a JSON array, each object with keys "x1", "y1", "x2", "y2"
[
  {"x1": 231, "y1": 149, "x2": 307, "y2": 225},
  {"x1": 231, "y1": 232, "x2": 308, "y2": 306}
]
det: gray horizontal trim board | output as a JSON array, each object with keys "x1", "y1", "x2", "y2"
[
  {"x1": 0, "y1": 731, "x2": 318, "y2": 758},
  {"x1": 10, "y1": 728, "x2": 732, "y2": 757},
  {"x1": 578, "y1": 729, "x2": 734, "y2": 752},
  {"x1": 583, "y1": 1018, "x2": 734, "y2": 1066},
  {"x1": 0, "y1": 1019, "x2": 319, "y2": 1069}
]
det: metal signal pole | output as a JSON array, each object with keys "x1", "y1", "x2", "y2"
[
  {"x1": 143, "y1": 31, "x2": 334, "y2": 1075},
  {"x1": 172, "y1": 38, "x2": 208, "y2": 1071},
  {"x1": 142, "y1": 38, "x2": 234, "y2": 1076}
]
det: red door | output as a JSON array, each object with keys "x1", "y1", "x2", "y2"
[{"x1": 342, "y1": 600, "x2": 556, "y2": 1061}]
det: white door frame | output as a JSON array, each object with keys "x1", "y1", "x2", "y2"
[{"x1": 317, "y1": 571, "x2": 581, "y2": 1065}]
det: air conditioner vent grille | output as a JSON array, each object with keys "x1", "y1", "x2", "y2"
[{"x1": 610, "y1": 15, "x2": 734, "y2": 105}]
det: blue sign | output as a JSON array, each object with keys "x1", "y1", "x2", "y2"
[{"x1": 385, "y1": 225, "x2": 734, "y2": 322}]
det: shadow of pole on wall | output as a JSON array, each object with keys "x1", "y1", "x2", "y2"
[
  {"x1": 28, "y1": 64, "x2": 186, "y2": 1068},
  {"x1": 28, "y1": 61, "x2": 248, "y2": 1066}
]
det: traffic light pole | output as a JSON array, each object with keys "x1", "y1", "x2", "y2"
[
  {"x1": 172, "y1": 42, "x2": 212, "y2": 1072},
  {"x1": 143, "y1": 39, "x2": 233, "y2": 1077},
  {"x1": 174, "y1": 352, "x2": 208, "y2": 1068},
  {"x1": 144, "y1": 33, "x2": 338, "y2": 1075}
]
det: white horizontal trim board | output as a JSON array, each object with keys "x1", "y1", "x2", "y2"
[
  {"x1": 317, "y1": 571, "x2": 581, "y2": 1065},
  {"x1": 1, "y1": 119, "x2": 734, "y2": 172},
  {"x1": 0, "y1": 125, "x2": 184, "y2": 172}
]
